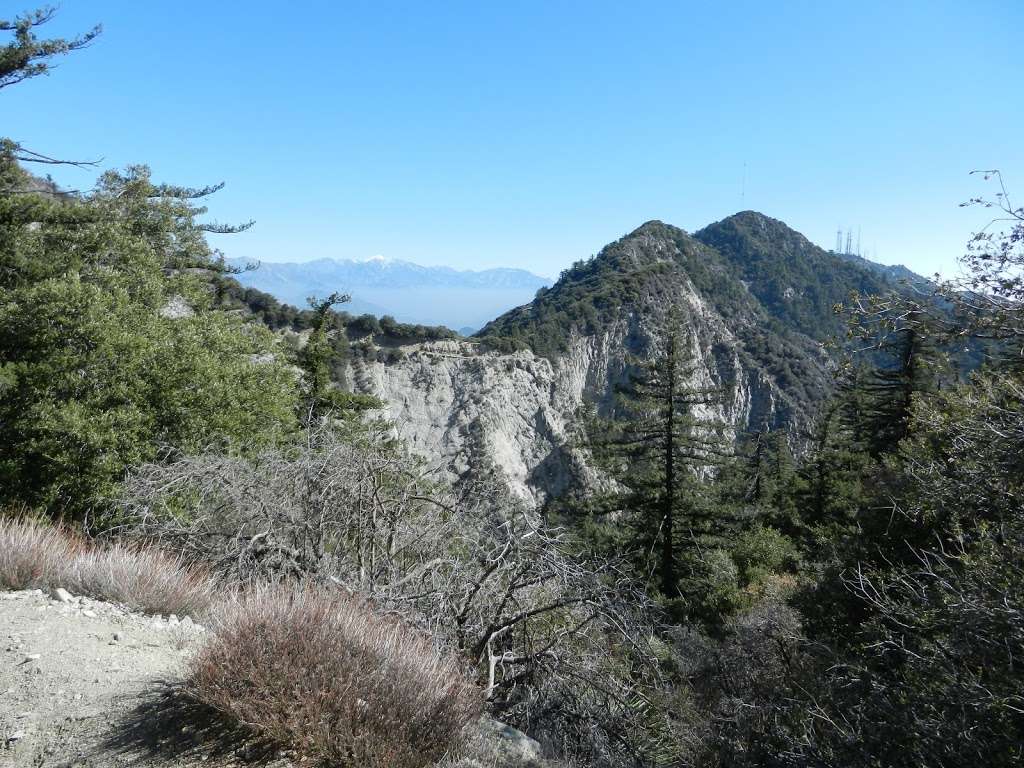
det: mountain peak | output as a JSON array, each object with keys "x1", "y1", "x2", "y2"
[
  {"x1": 720, "y1": 210, "x2": 777, "y2": 223},
  {"x1": 702, "y1": 211, "x2": 812, "y2": 245},
  {"x1": 626, "y1": 219, "x2": 686, "y2": 239}
]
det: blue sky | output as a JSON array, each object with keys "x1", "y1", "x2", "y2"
[{"x1": 4, "y1": 0, "x2": 1021, "y2": 278}]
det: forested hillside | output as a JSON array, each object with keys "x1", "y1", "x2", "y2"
[
  {"x1": 477, "y1": 216, "x2": 917, "y2": 432},
  {"x1": 694, "y1": 211, "x2": 895, "y2": 341}
]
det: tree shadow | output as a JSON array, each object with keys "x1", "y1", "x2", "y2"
[{"x1": 95, "y1": 680, "x2": 286, "y2": 766}]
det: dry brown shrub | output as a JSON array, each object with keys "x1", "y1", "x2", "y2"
[
  {"x1": 120, "y1": 432, "x2": 664, "y2": 766},
  {"x1": 188, "y1": 583, "x2": 482, "y2": 768},
  {"x1": 0, "y1": 516, "x2": 214, "y2": 617}
]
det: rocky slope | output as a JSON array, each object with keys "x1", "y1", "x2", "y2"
[{"x1": 343, "y1": 215, "x2": 874, "y2": 503}]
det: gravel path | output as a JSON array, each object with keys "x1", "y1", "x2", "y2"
[{"x1": 0, "y1": 588, "x2": 277, "y2": 768}]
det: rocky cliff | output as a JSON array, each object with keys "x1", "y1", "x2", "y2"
[
  {"x1": 344, "y1": 217, "x2": 841, "y2": 503},
  {"x1": 240, "y1": 212, "x2": 920, "y2": 506}
]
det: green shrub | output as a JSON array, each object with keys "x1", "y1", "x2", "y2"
[{"x1": 731, "y1": 525, "x2": 798, "y2": 586}]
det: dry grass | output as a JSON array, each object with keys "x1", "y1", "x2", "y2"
[
  {"x1": 0, "y1": 517, "x2": 215, "y2": 618},
  {"x1": 188, "y1": 583, "x2": 482, "y2": 768},
  {"x1": 0, "y1": 516, "x2": 76, "y2": 590}
]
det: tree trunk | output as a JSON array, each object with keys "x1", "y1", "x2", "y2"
[{"x1": 661, "y1": 334, "x2": 677, "y2": 596}]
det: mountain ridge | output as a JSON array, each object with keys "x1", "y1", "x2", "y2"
[
  {"x1": 227, "y1": 256, "x2": 550, "y2": 330},
  {"x1": 231, "y1": 211, "x2": 927, "y2": 501}
]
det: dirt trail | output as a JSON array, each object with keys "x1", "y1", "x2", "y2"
[{"x1": 0, "y1": 588, "x2": 277, "y2": 768}]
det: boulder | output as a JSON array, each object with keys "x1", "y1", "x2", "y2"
[{"x1": 458, "y1": 716, "x2": 548, "y2": 767}]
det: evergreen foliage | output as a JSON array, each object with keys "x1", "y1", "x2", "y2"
[
  {"x1": 0, "y1": 155, "x2": 301, "y2": 520},
  {"x1": 0, "y1": 5, "x2": 99, "y2": 91},
  {"x1": 693, "y1": 210, "x2": 893, "y2": 343},
  {"x1": 296, "y1": 292, "x2": 380, "y2": 420},
  {"x1": 583, "y1": 329, "x2": 733, "y2": 618},
  {"x1": 707, "y1": 176, "x2": 1024, "y2": 767}
]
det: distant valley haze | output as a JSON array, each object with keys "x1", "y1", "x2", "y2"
[{"x1": 228, "y1": 254, "x2": 551, "y2": 332}]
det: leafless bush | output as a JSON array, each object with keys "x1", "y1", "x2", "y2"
[
  {"x1": 188, "y1": 582, "x2": 481, "y2": 768},
  {"x1": 118, "y1": 426, "x2": 451, "y2": 583},
  {"x1": 0, "y1": 516, "x2": 215, "y2": 617},
  {"x1": 119, "y1": 427, "x2": 679, "y2": 767}
]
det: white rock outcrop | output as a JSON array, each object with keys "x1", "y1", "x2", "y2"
[{"x1": 346, "y1": 277, "x2": 788, "y2": 505}]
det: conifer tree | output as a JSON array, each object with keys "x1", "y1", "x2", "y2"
[
  {"x1": 727, "y1": 428, "x2": 801, "y2": 534},
  {"x1": 853, "y1": 315, "x2": 938, "y2": 458},
  {"x1": 589, "y1": 330, "x2": 730, "y2": 603},
  {"x1": 298, "y1": 293, "x2": 380, "y2": 422},
  {"x1": 1, "y1": 6, "x2": 99, "y2": 91},
  {"x1": 2, "y1": 6, "x2": 101, "y2": 171}
]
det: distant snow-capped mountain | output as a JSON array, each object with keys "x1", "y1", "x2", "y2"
[{"x1": 227, "y1": 256, "x2": 551, "y2": 332}]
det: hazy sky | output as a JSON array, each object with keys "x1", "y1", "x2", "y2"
[{"x1": 5, "y1": 1, "x2": 1021, "y2": 278}]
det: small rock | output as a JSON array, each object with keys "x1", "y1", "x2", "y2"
[
  {"x1": 7, "y1": 730, "x2": 25, "y2": 743},
  {"x1": 23, "y1": 653, "x2": 40, "y2": 662},
  {"x1": 81, "y1": 609, "x2": 97, "y2": 618},
  {"x1": 112, "y1": 632, "x2": 122, "y2": 642},
  {"x1": 51, "y1": 587, "x2": 73, "y2": 603},
  {"x1": 159, "y1": 295, "x2": 195, "y2": 320},
  {"x1": 480, "y1": 718, "x2": 543, "y2": 763}
]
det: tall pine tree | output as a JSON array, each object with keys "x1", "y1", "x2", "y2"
[{"x1": 588, "y1": 330, "x2": 730, "y2": 605}]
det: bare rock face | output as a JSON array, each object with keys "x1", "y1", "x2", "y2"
[
  {"x1": 346, "y1": 300, "x2": 787, "y2": 506},
  {"x1": 342, "y1": 219, "x2": 847, "y2": 505},
  {"x1": 157, "y1": 294, "x2": 194, "y2": 320},
  {"x1": 348, "y1": 340, "x2": 573, "y2": 502},
  {"x1": 455, "y1": 716, "x2": 548, "y2": 767}
]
